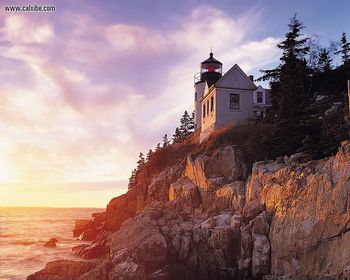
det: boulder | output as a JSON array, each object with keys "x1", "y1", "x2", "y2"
[
  {"x1": 315, "y1": 95, "x2": 327, "y2": 103},
  {"x1": 77, "y1": 260, "x2": 111, "y2": 280},
  {"x1": 72, "y1": 239, "x2": 109, "y2": 259},
  {"x1": 213, "y1": 181, "x2": 245, "y2": 212},
  {"x1": 110, "y1": 205, "x2": 167, "y2": 272},
  {"x1": 252, "y1": 234, "x2": 271, "y2": 278},
  {"x1": 324, "y1": 102, "x2": 343, "y2": 116},
  {"x1": 79, "y1": 229, "x2": 100, "y2": 241},
  {"x1": 288, "y1": 152, "x2": 304, "y2": 164},
  {"x1": 108, "y1": 249, "x2": 146, "y2": 279},
  {"x1": 44, "y1": 238, "x2": 58, "y2": 248},
  {"x1": 344, "y1": 265, "x2": 350, "y2": 280},
  {"x1": 73, "y1": 219, "x2": 103, "y2": 239},
  {"x1": 252, "y1": 212, "x2": 271, "y2": 236},
  {"x1": 230, "y1": 214, "x2": 242, "y2": 229},
  {"x1": 185, "y1": 146, "x2": 247, "y2": 190},
  {"x1": 242, "y1": 200, "x2": 265, "y2": 221},
  {"x1": 205, "y1": 146, "x2": 247, "y2": 181},
  {"x1": 26, "y1": 260, "x2": 97, "y2": 280},
  {"x1": 168, "y1": 177, "x2": 201, "y2": 214},
  {"x1": 147, "y1": 264, "x2": 192, "y2": 280},
  {"x1": 105, "y1": 194, "x2": 135, "y2": 232},
  {"x1": 148, "y1": 162, "x2": 185, "y2": 202},
  {"x1": 238, "y1": 225, "x2": 253, "y2": 271},
  {"x1": 73, "y1": 220, "x2": 91, "y2": 238},
  {"x1": 108, "y1": 261, "x2": 145, "y2": 280},
  {"x1": 92, "y1": 212, "x2": 106, "y2": 224}
]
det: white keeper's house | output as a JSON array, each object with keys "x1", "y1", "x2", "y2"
[{"x1": 193, "y1": 52, "x2": 271, "y2": 141}]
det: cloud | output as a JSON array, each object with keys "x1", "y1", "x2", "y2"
[
  {"x1": 0, "y1": 4, "x2": 281, "y2": 202},
  {"x1": 2, "y1": 15, "x2": 53, "y2": 43}
]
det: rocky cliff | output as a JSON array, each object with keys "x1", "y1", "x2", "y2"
[{"x1": 27, "y1": 141, "x2": 350, "y2": 280}]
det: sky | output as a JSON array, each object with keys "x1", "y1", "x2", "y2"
[{"x1": 0, "y1": 0, "x2": 349, "y2": 207}]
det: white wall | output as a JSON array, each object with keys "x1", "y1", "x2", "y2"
[
  {"x1": 201, "y1": 89, "x2": 217, "y2": 131},
  {"x1": 194, "y1": 82, "x2": 205, "y2": 130},
  {"x1": 253, "y1": 86, "x2": 267, "y2": 104},
  {"x1": 215, "y1": 88, "x2": 254, "y2": 127}
]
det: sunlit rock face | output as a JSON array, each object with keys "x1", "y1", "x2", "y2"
[
  {"x1": 247, "y1": 141, "x2": 350, "y2": 278},
  {"x1": 27, "y1": 141, "x2": 350, "y2": 280}
]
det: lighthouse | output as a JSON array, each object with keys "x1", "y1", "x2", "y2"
[{"x1": 194, "y1": 52, "x2": 223, "y2": 130}]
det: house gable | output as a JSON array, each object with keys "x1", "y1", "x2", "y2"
[{"x1": 215, "y1": 64, "x2": 257, "y2": 90}]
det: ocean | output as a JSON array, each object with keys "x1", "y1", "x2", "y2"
[{"x1": 0, "y1": 207, "x2": 102, "y2": 280}]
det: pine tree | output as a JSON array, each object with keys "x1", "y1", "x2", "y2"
[
  {"x1": 162, "y1": 134, "x2": 171, "y2": 147},
  {"x1": 137, "y1": 152, "x2": 145, "y2": 169},
  {"x1": 188, "y1": 111, "x2": 195, "y2": 132},
  {"x1": 258, "y1": 14, "x2": 310, "y2": 119},
  {"x1": 278, "y1": 15, "x2": 309, "y2": 61},
  {"x1": 335, "y1": 32, "x2": 350, "y2": 64},
  {"x1": 155, "y1": 143, "x2": 161, "y2": 152},
  {"x1": 317, "y1": 48, "x2": 332, "y2": 73},
  {"x1": 172, "y1": 127, "x2": 182, "y2": 144},
  {"x1": 179, "y1": 110, "x2": 194, "y2": 139},
  {"x1": 128, "y1": 168, "x2": 137, "y2": 189},
  {"x1": 179, "y1": 111, "x2": 190, "y2": 137},
  {"x1": 146, "y1": 149, "x2": 153, "y2": 161}
]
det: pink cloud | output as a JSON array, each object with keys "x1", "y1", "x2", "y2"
[{"x1": 0, "y1": 4, "x2": 281, "y2": 195}]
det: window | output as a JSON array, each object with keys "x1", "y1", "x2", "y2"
[
  {"x1": 210, "y1": 96, "x2": 214, "y2": 112},
  {"x1": 207, "y1": 100, "x2": 209, "y2": 115},
  {"x1": 203, "y1": 104, "x2": 206, "y2": 118},
  {"x1": 256, "y1": 91, "x2": 263, "y2": 103},
  {"x1": 230, "y1": 93, "x2": 240, "y2": 110}
]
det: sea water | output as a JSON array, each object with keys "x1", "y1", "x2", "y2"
[{"x1": 0, "y1": 207, "x2": 101, "y2": 280}]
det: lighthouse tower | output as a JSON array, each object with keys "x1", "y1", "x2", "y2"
[{"x1": 194, "y1": 52, "x2": 222, "y2": 130}]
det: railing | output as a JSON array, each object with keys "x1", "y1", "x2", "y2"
[
  {"x1": 194, "y1": 72, "x2": 201, "y2": 84},
  {"x1": 194, "y1": 71, "x2": 225, "y2": 84}
]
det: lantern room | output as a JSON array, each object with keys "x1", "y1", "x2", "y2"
[{"x1": 194, "y1": 52, "x2": 223, "y2": 87}]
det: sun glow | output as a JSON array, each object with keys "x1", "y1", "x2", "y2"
[{"x1": 0, "y1": 159, "x2": 17, "y2": 183}]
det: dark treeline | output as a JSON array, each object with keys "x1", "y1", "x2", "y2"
[{"x1": 258, "y1": 14, "x2": 349, "y2": 160}]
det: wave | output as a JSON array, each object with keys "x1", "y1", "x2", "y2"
[
  {"x1": 0, "y1": 233, "x2": 17, "y2": 238},
  {"x1": 0, "y1": 207, "x2": 95, "y2": 280},
  {"x1": 9, "y1": 240, "x2": 40, "y2": 246}
]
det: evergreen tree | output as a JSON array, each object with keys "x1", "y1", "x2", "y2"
[
  {"x1": 179, "y1": 110, "x2": 192, "y2": 138},
  {"x1": 335, "y1": 32, "x2": 350, "y2": 64},
  {"x1": 188, "y1": 111, "x2": 195, "y2": 132},
  {"x1": 137, "y1": 152, "x2": 145, "y2": 169},
  {"x1": 172, "y1": 127, "x2": 182, "y2": 144},
  {"x1": 278, "y1": 15, "x2": 309, "y2": 61},
  {"x1": 155, "y1": 143, "x2": 161, "y2": 152},
  {"x1": 317, "y1": 48, "x2": 332, "y2": 73},
  {"x1": 128, "y1": 168, "x2": 137, "y2": 189},
  {"x1": 146, "y1": 149, "x2": 153, "y2": 161},
  {"x1": 162, "y1": 134, "x2": 171, "y2": 147},
  {"x1": 258, "y1": 14, "x2": 310, "y2": 119}
]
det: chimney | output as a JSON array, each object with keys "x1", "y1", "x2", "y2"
[{"x1": 249, "y1": 75, "x2": 254, "y2": 82}]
